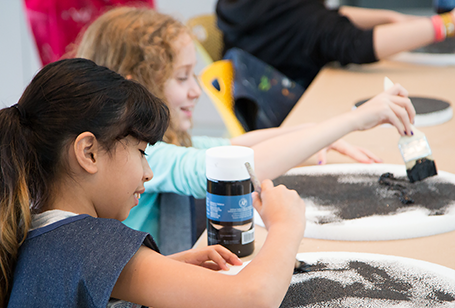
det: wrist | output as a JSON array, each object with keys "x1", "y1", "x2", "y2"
[
  {"x1": 431, "y1": 14, "x2": 446, "y2": 42},
  {"x1": 344, "y1": 110, "x2": 362, "y2": 132},
  {"x1": 268, "y1": 221, "x2": 305, "y2": 241},
  {"x1": 431, "y1": 12, "x2": 455, "y2": 42}
]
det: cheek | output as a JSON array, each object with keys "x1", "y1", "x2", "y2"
[
  {"x1": 163, "y1": 81, "x2": 182, "y2": 109},
  {"x1": 167, "y1": 94, "x2": 181, "y2": 111},
  {"x1": 130, "y1": 162, "x2": 145, "y2": 182}
]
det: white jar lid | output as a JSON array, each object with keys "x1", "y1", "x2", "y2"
[{"x1": 206, "y1": 146, "x2": 254, "y2": 181}]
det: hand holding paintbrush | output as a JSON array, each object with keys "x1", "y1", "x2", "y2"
[
  {"x1": 244, "y1": 162, "x2": 310, "y2": 272},
  {"x1": 384, "y1": 77, "x2": 438, "y2": 182}
]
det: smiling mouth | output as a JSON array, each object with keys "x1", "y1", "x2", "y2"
[
  {"x1": 134, "y1": 193, "x2": 141, "y2": 199},
  {"x1": 181, "y1": 106, "x2": 194, "y2": 112}
]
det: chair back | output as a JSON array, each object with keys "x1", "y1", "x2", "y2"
[
  {"x1": 199, "y1": 60, "x2": 245, "y2": 137},
  {"x1": 187, "y1": 14, "x2": 223, "y2": 64}
]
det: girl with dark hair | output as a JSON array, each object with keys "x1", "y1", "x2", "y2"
[{"x1": 0, "y1": 58, "x2": 308, "y2": 308}]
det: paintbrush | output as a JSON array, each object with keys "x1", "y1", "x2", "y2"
[
  {"x1": 244, "y1": 162, "x2": 262, "y2": 199},
  {"x1": 384, "y1": 77, "x2": 437, "y2": 183},
  {"x1": 244, "y1": 162, "x2": 310, "y2": 272}
]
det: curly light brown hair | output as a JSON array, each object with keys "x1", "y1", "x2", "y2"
[{"x1": 76, "y1": 6, "x2": 192, "y2": 146}]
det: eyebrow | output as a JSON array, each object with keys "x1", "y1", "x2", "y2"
[{"x1": 175, "y1": 62, "x2": 196, "y2": 70}]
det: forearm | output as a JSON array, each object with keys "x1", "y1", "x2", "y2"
[
  {"x1": 253, "y1": 112, "x2": 357, "y2": 181},
  {"x1": 236, "y1": 223, "x2": 305, "y2": 307},
  {"x1": 373, "y1": 17, "x2": 434, "y2": 59},
  {"x1": 230, "y1": 123, "x2": 313, "y2": 147},
  {"x1": 339, "y1": 6, "x2": 415, "y2": 29}
]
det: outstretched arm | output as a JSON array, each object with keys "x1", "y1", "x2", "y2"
[
  {"x1": 341, "y1": 6, "x2": 455, "y2": 60},
  {"x1": 230, "y1": 123, "x2": 313, "y2": 147},
  {"x1": 231, "y1": 121, "x2": 382, "y2": 165},
  {"x1": 249, "y1": 84, "x2": 414, "y2": 181},
  {"x1": 339, "y1": 6, "x2": 421, "y2": 29},
  {"x1": 365, "y1": 9, "x2": 455, "y2": 60},
  {"x1": 373, "y1": 16, "x2": 435, "y2": 59},
  {"x1": 112, "y1": 180, "x2": 306, "y2": 308}
]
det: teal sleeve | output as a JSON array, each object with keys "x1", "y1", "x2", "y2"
[
  {"x1": 123, "y1": 193, "x2": 160, "y2": 240},
  {"x1": 191, "y1": 136, "x2": 231, "y2": 149},
  {"x1": 124, "y1": 138, "x2": 232, "y2": 237},
  {"x1": 144, "y1": 138, "x2": 230, "y2": 199}
]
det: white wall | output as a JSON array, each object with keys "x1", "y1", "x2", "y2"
[
  {"x1": 156, "y1": 0, "x2": 216, "y2": 21},
  {"x1": 0, "y1": 0, "x2": 226, "y2": 136},
  {"x1": 0, "y1": 0, "x2": 41, "y2": 108}
]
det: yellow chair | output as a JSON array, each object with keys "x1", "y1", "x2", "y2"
[
  {"x1": 186, "y1": 14, "x2": 223, "y2": 64},
  {"x1": 199, "y1": 60, "x2": 246, "y2": 137}
]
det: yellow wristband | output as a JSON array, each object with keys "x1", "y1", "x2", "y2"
[{"x1": 440, "y1": 12, "x2": 455, "y2": 37}]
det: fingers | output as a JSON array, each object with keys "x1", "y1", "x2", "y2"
[
  {"x1": 195, "y1": 245, "x2": 242, "y2": 271},
  {"x1": 385, "y1": 83, "x2": 408, "y2": 97},
  {"x1": 340, "y1": 143, "x2": 382, "y2": 164},
  {"x1": 385, "y1": 83, "x2": 415, "y2": 125},
  {"x1": 359, "y1": 84, "x2": 414, "y2": 136},
  {"x1": 388, "y1": 101, "x2": 413, "y2": 136},
  {"x1": 388, "y1": 94, "x2": 416, "y2": 125},
  {"x1": 260, "y1": 179, "x2": 274, "y2": 191},
  {"x1": 327, "y1": 140, "x2": 381, "y2": 164},
  {"x1": 357, "y1": 147, "x2": 383, "y2": 163},
  {"x1": 317, "y1": 148, "x2": 327, "y2": 165},
  {"x1": 342, "y1": 146, "x2": 373, "y2": 163},
  {"x1": 206, "y1": 248, "x2": 229, "y2": 271},
  {"x1": 199, "y1": 261, "x2": 224, "y2": 271},
  {"x1": 213, "y1": 245, "x2": 243, "y2": 266},
  {"x1": 252, "y1": 191, "x2": 262, "y2": 213},
  {"x1": 345, "y1": 147, "x2": 382, "y2": 164},
  {"x1": 171, "y1": 245, "x2": 243, "y2": 271},
  {"x1": 252, "y1": 179, "x2": 273, "y2": 217}
]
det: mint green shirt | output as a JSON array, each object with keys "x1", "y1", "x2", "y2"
[{"x1": 123, "y1": 136, "x2": 231, "y2": 241}]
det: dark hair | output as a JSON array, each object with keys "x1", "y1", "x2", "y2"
[{"x1": 0, "y1": 58, "x2": 169, "y2": 305}]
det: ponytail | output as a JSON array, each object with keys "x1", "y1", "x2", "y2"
[
  {"x1": 0, "y1": 58, "x2": 169, "y2": 306},
  {"x1": 0, "y1": 105, "x2": 32, "y2": 306}
]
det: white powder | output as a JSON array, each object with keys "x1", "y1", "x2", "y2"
[{"x1": 282, "y1": 252, "x2": 455, "y2": 308}]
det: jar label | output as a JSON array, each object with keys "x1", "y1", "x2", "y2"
[{"x1": 206, "y1": 192, "x2": 253, "y2": 222}]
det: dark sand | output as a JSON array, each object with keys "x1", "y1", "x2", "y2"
[{"x1": 273, "y1": 173, "x2": 455, "y2": 224}]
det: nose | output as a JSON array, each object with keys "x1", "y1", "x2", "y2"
[
  {"x1": 189, "y1": 75, "x2": 202, "y2": 99},
  {"x1": 143, "y1": 159, "x2": 153, "y2": 182}
]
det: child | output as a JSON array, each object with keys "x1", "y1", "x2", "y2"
[
  {"x1": 0, "y1": 58, "x2": 307, "y2": 307},
  {"x1": 216, "y1": 0, "x2": 455, "y2": 89},
  {"x1": 76, "y1": 7, "x2": 415, "y2": 246}
]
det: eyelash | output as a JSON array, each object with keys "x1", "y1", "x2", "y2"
[
  {"x1": 177, "y1": 73, "x2": 198, "y2": 82},
  {"x1": 139, "y1": 149, "x2": 147, "y2": 156}
]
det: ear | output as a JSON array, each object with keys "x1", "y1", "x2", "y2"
[{"x1": 73, "y1": 132, "x2": 100, "y2": 174}]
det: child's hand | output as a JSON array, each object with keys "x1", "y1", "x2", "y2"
[
  {"x1": 253, "y1": 179, "x2": 306, "y2": 233},
  {"x1": 353, "y1": 83, "x2": 415, "y2": 136},
  {"x1": 167, "y1": 245, "x2": 243, "y2": 271},
  {"x1": 317, "y1": 139, "x2": 382, "y2": 165}
]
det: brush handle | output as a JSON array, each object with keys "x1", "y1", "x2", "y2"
[
  {"x1": 384, "y1": 76, "x2": 394, "y2": 91},
  {"x1": 245, "y1": 162, "x2": 262, "y2": 198}
]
